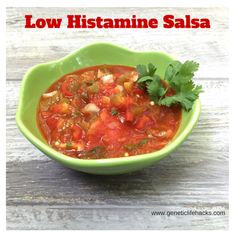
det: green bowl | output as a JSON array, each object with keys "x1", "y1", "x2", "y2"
[{"x1": 16, "y1": 42, "x2": 201, "y2": 175}]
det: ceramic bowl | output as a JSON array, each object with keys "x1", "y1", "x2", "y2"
[{"x1": 16, "y1": 43, "x2": 201, "y2": 175}]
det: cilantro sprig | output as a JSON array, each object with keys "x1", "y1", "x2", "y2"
[{"x1": 136, "y1": 61, "x2": 203, "y2": 111}]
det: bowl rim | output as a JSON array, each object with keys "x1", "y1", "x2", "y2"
[{"x1": 16, "y1": 42, "x2": 201, "y2": 167}]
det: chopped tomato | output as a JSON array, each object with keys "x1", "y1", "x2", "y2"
[
  {"x1": 46, "y1": 116, "x2": 59, "y2": 130},
  {"x1": 125, "y1": 109, "x2": 134, "y2": 122},
  {"x1": 125, "y1": 96, "x2": 134, "y2": 107},
  {"x1": 41, "y1": 111, "x2": 52, "y2": 119},
  {"x1": 71, "y1": 125, "x2": 83, "y2": 141},
  {"x1": 50, "y1": 103, "x2": 72, "y2": 115},
  {"x1": 60, "y1": 132, "x2": 71, "y2": 143},
  {"x1": 110, "y1": 93, "x2": 125, "y2": 107},
  {"x1": 50, "y1": 129, "x2": 60, "y2": 141},
  {"x1": 37, "y1": 65, "x2": 181, "y2": 159},
  {"x1": 100, "y1": 109, "x2": 110, "y2": 121},
  {"x1": 133, "y1": 85, "x2": 145, "y2": 95},
  {"x1": 61, "y1": 78, "x2": 76, "y2": 97},
  {"x1": 135, "y1": 115, "x2": 152, "y2": 129},
  {"x1": 124, "y1": 81, "x2": 133, "y2": 92}
]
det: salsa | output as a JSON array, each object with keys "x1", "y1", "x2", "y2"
[{"x1": 37, "y1": 65, "x2": 182, "y2": 159}]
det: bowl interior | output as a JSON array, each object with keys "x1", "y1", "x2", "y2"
[{"x1": 16, "y1": 43, "x2": 200, "y2": 173}]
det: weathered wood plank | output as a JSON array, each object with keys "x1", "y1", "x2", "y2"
[
  {"x1": 6, "y1": 7, "x2": 229, "y2": 80},
  {"x1": 6, "y1": 158, "x2": 228, "y2": 206},
  {"x1": 6, "y1": 205, "x2": 228, "y2": 230}
]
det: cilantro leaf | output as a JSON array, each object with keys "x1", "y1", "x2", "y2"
[
  {"x1": 136, "y1": 63, "x2": 167, "y2": 102},
  {"x1": 136, "y1": 64, "x2": 148, "y2": 77},
  {"x1": 135, "y1": 60, "x2": 203, "y2": 111},
  {"x1": 137, "y1": 76, "x2": 154, "y2": 83},
  {"x1": 124, "y1": 139, "x2": 149, "y2": 151},
  {"x1": 146, "y1": 76, "x2": 166, "y2": 102},
  {"x1": 160, "y1": 60, "x2": 202, "y2": 110},
  {"x1": 165, "y1": 61, "x2": 182, "y2": 84},
  {"x1": 159, "y1": 84, "x2": 203, "y2": 111},
  {"x1": 66, "y1": 142, "x2": 72, "y2": 148},
  {"x1": 147, "y1": 63, "x2": 157, "y2": 76},
  {"x1": 136, "y1": 63, "x2": 156, "y2": 78},
  {"x1": 165, "y1": 60, "x2": 199, "y2": 91},
  {"x1": 111, "y1": 108, "x2": 119, "y2": 116}
]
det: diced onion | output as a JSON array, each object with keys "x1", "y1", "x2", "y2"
[
  {"x1": 54, "y1": 141, "x2": 66, "y2": 148},
  {"x1": 129, "y1": 72, "x2": 138, "y2": 82},
  {"x1": 115, "y1": 85, "x2": 124, "y2": 92},
  {"x1": 82, "y1": 103, "x2": 100, "y2": 113},
  {"x1": 156, "y1": 131, "x2": 167, "y2": 137},
  {"x1": 42, "y1": 90, "x2": 58, "y2": 98},
  {"x1": 118, "y1": 115, "x2": 125, "y2": 123},
  {"x1": 101, "y1": 74, "x2": 114, "y2": 84}
]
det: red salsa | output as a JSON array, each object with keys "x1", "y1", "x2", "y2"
[{"x1": 37, "y1": 65, "x2": 182, "y2": 159}]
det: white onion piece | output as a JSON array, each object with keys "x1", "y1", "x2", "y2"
[
  {"x1": 118, "y1": 115, "x2": 125, "y2": 123},
  {"x1": 42, "y1": 90, "x2": 58, "y2": 98},
  {"x1": 115, "y1": 85, "x2": 124, "y2": 92},
  {"x1": 101, "y1": 74, "x2": 114, "y2": 84},
  {"x1": 129, "y1": 72, "x2": 138, "y2": 82},
  {"x1": 82, "y1": 103, "x2": 100, "y2": 113}
]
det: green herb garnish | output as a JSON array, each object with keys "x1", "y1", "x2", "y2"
[
  {"x1": 89, "y1": 146, "x2": 104, "y2": 154},
  {"x1": 111, "y1": 108, "x2": 119, "y2": 116},
  {"x1": 71, "y1": 110, "x2": 81, "y2": 118},
  {"x1": 83, "y1": 146, "x2": 105, "y2": 159},
  {"x1": 138, "y1": 139, "x2": 149, "y2": 146},
  {"x1": 124, "y1": 139, "x2": 149, "y2": 151},
  {"x1": 66, "y1": 142, "x2": 73, "y2": 148},
  {"x1": 136, "y1": 61, "x2": 203, "y2": 111}
]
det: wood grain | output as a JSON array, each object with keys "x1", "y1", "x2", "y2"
[
  {"x1": 6, "y1": 7, "x2": 229, "y2": 230},
  {"x1": 7, "y1": 158, "x2": 228, "y2": 206},
  {"x1": 7, "y1": 205, "x2": 228, "y2": 230}
]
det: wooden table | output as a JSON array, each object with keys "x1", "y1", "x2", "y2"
[{"x1": 6, "y1": 7, "x2": 229, "y2": 230}]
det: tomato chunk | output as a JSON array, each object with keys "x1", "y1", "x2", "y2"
[
  {"x1": 50, "y1": 103, "x2": 72, "y2": 115},
  {"x1": 133, "y1": 85, "x2": 145, "y2": 95},
  {"x1": 41, "y1": 111, "x2": 52, "y2": 119},
  {"x1": 60, "y1": 78, "x2": 77, "y2": 97},
  {"x1": 125, "y1": 109, "x2": 134, "y2": 122},
  {"x1": 37, "y1": 65, "x2": 182, "y2": 159},
  {"x1": 46, "y1": 116, "x2": 59, "y2": 130},
  {"x1": 71, "y1": 125, "x2": 83, "y2": 141},
  {"x1": 135, "y1": 116, "x2": 152, "y2": 129}
]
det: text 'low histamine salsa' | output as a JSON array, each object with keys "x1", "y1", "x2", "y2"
[{"x1": 37, "y1": 65, "x2": 182, "y2": 159}]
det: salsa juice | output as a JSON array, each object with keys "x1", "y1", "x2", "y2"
[{"x1": 37, "y1": 65, "x2": 182, "y2": 159}]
